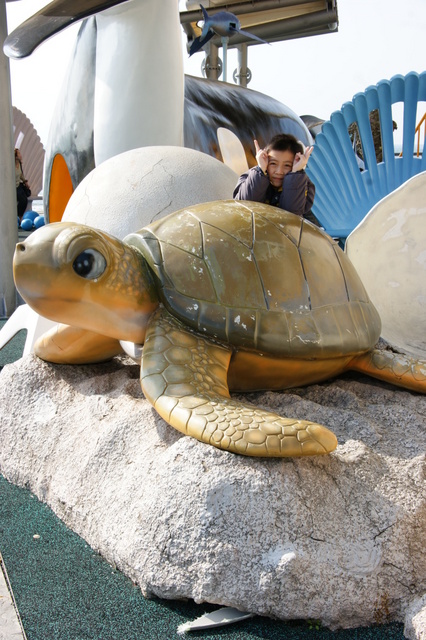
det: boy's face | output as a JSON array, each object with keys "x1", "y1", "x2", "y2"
[{"x1": 267, "y1": 149, "x2": 295, "y2": 187}]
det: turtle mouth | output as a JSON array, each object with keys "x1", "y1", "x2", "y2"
[{"x1": 14, "y1": 242, "x2": 53, "y2": 297}]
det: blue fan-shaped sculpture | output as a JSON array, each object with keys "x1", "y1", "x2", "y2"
[{"x1": 306, "y1": 71, "x2": 426, "y2": 240}]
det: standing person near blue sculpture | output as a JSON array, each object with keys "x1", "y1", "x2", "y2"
[
  {"x1": 15, "y1": 148, "x2": 31, "y2": 221},
  {"x1": 233, "y1": 134, "x2": 318, "y2": 223}
]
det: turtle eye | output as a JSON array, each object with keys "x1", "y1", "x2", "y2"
[{"x1": 73, "y1": 249, "x2": 106, "y2": 279}]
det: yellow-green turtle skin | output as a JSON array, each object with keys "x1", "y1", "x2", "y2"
[
  {"x1": 141, "y1": 307, "x2": 338, "y2": 457},
  {"x1": 13, "y1": 201, "x2": 426, "y2": 457}
]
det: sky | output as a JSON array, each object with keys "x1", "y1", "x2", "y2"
[{"x1": 5, "y1": 0, "x2": 426, "y2": 147}]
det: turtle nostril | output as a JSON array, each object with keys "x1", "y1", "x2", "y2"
[{"x1": 16, "y1": 243, "x2": 26, "y2": 252}]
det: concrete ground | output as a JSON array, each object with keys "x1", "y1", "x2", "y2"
[{"x1": 0, "y1": 553, "x2": 26, "y2": 639}]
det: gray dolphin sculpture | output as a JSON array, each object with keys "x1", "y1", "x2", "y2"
[{"x1": 189, "y1": 4, "x2": 269, "y2": 56}]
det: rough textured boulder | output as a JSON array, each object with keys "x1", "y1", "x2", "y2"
[
  {"x1": 0, "y1": 355, "x2": 424, "y2": 635},
  {"x1": 404, "y1": 595, "x2": 426, "y2": 640}
]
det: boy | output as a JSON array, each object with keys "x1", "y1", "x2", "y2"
[{"x1": 233, "y1": 134, "x2": 317, "y2": 222}]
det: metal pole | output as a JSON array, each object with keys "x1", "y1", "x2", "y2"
[
  {"x1": 237, "y1": 44, "x2": 248, "y2": 87},
  {"x1": 204, "y1": 42, "x2": 220, "y2": 80},
  {"x1": 0, "y1": 0, "x2": 18, "y2": 318},
  {"x1": 221, "y1": 36, "x2": 228, "y2": 82},
  {"x1": 209, "y1": 43, "x2": 219, "y2": 80}
]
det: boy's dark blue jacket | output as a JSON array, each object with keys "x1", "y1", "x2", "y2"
[{"x1": 233, "y1": 165, "x2": 315, "y2": 218}]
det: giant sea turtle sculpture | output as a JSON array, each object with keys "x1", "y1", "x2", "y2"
[{"x1": 13, "y1": 200, "x2": 426, "y2": 458}]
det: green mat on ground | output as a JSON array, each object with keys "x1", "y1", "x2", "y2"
[
  {"x1": 0, "y1": 322, "x2": 26, "y2": 368},
  {"x1": 0, "y1": 319, "x2": 405, "y2": 639},
  {"x1": 0, "y1": 476, "x2": 405, "y2": 640}
]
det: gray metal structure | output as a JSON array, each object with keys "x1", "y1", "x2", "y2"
[
  {"x1": 181, "y1": 0, "x2": 338, "y2": 84},
  {"x1": 0, "y1": 0, "x2": 18, "y2": 318},
  {"x1": 1, "y1": 0, "x2": 339, "y2": 317}
]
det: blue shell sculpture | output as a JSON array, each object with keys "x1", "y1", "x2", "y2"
[{"x1": 306, "y1": 71, "x2": 426, "y2": 240}]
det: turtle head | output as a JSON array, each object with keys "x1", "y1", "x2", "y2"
[{"x1": 14, "y1": 222, "x2": 159, "y2": 343}]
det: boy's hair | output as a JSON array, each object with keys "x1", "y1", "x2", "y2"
[{"x1": 266, "y1": 134, "x2": 304, "y2": 155}]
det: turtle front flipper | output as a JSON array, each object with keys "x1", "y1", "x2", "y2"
[
  {"x1": 350, "y1": 348, "x2": 426, "y2": 393},
  {"x1": 141, "y1": 308, "x2": 337, "y2": 457},
  {"x1": 34, "y1": 324, "x2": 124, "y2": 364}
]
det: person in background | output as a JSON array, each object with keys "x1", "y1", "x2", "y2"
[
  {"x1": 15, "y1": 148, "x2": 31, "y2": 221},
  {"x1": 233, "y1": 134, "x2": 319, "y2": 224}
]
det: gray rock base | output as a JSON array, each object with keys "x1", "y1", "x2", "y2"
[
  {"x1": 404, "y1": 595, "x2": 426, "y2": 640},
  {"x1": 0, "y1": 355, "x2": 425, "y2": 633}
]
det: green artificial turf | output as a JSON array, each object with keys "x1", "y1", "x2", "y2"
[
  {"x1": 0, "y1": 323, "x2": 26, "y2": 368},
  {"x1": 0, "y1": 476, "x2": 405, "y2": 640}
]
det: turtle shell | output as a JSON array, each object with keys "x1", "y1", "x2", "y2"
[{"x1": 125, "y1": 200, "x2": 381, "y2": 358}]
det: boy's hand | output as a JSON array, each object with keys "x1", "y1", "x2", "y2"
[
  {"x1": 292, "y1": 146, "x2": 313, "y2": 172},
  {"x1": 254, "y1": 139, "x2": 268, "y2": 173}
]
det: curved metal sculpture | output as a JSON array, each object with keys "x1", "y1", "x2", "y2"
[
  {"x1": 4, "y1": 0, "x2": 312, "y2": 223},
  {"x1": 184, "y1": 75, "x2": 311, "y2": 162},
  {"x1": 306, "y1": 71, "x2": 426, "y2": 239},
  {"x1": 13, "y1": 201, "x2": 426, "y2": 457},
  {"x1": 43, "y1": 20, "x2": 311, "y2": 222}
]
